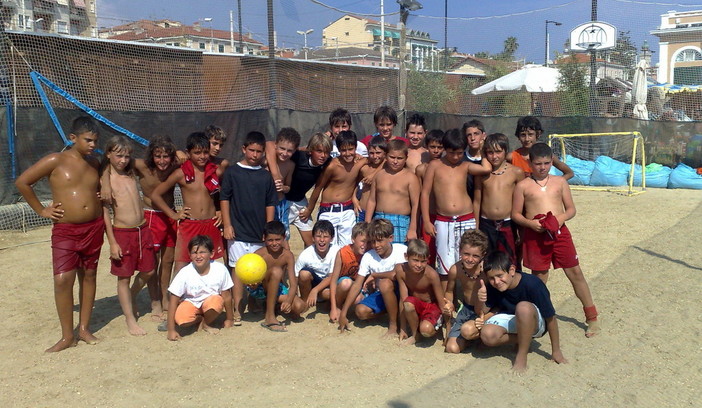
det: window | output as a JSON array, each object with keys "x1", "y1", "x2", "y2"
[
  {"x1": 218, "y1": 44, "x2": 224, "y2": 52},
  {"x1": 675, "y1": 49, "x2": 702, "y2": 62},
  {"x1": 18, "y1": 15, "x2": 28, "y2": 28},
  {"x1": 199, "y1": 42, "x2": 206, "y2": 49},
  {"x1": 57, "y1": 21, "x2": 69, "y2": 34}
]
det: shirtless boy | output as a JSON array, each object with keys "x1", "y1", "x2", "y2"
[
  {"x1": 512, "y1": 142, "x2": 599, "y2": 337},
  {"x1": 421, "y1": 129, "x2": 491, "y2": 275},
  {"x1": 474, "y1": 133, "x2": 525, "y2": 267},
  {"x1": 102, "y1": 136, "x2": 155, "y2": 336},
  {"x1": 151, "y1": 132, "x2": 225, "y2": 275},
  {"x1": 405, "y1": 113, "x2": 428, "y2": 172},
  {"x1": 354, "y1": 135, "x2": 386, "y2": 223},
  {"x1": 415, "y1": 129, "x2": 444, "y2": 267},
  {"x1": 329, "y1": 222, "x2": 368, "y2": 323},
  {"x1": 327, "y1": 108, "x2": 368, "y2": 158},
  {"x1": 306, "y1": 131, "x2": 366, "y2": 246},
  {"x1": 253, "y1": 221, "x2": 307, "y2": 331},
  {"x1": 365, "y1": 140, "x2": 420, "y2": 244},
  {"x1": 396, "y1": 239, "x2": 447, "y2": 346},
  {"x1": 444, "y1": 230, "x2": 489, "y2": 354},
  {"x1": 267, "y1": 128, "x2": 300, "y2": 239},
  {"x1": 205, "y1": 125, "x2": 229, "y2": 170},
  {"x1": 360, "y1": 106, "x2": 409, "y2": 148},
  {"x1": 508, "y1": 116, "x2": 573, "y2": 179},
  {"x1": 479, "y1": 251, "x2": 567, "y2": 374},
  {"x1": 15, "y1": 116, "x2": 104, "y2": 352}
]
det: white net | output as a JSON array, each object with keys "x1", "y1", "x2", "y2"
[{"x1": 549, "y1": 131, "x2": 646, "y2": 195}]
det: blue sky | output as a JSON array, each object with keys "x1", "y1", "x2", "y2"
[{"x1": 97, "y1": 0, "x2": 702, "y2": 65}]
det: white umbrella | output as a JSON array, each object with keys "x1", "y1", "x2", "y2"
[
  {"x1": 471, "y1": 64, "x2": 561, "y2": 95},
  {"x1": 631, "y1": 60, "x2": 649, "y2": 120}
]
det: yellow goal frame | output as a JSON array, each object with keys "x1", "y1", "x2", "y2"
[{"x1": 548, "y1": 131, "x2": 646, "y2": 196}]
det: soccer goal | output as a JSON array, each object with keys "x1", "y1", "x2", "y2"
[{"x1": 548, "y1": 131, "x2": 646, "y2": 196}]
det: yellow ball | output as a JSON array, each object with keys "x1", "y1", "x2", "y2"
[{"x1": 235, "y1": 253, "x2": 267, "y2": 284}]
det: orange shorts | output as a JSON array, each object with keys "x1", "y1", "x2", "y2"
[
  {"x1": 144, "y1": 209, "x2": 176, "y2": 249},
  {"x1": 174, "y1": 218, "x2": 224, "y2": 263},
  {"x1": 175, "y1": 295, "x2": 224, "y2": 325},
  {"x1": 51, "y1": 217, "x2": 105, "y2": 275}
]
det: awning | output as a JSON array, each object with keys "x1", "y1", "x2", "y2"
[
  {"x1": 371, "y1": 28, "x2": 397, "y2": 38},
  {"x1": 391, "y1": 31, "x2": 400, "y2": 39}
]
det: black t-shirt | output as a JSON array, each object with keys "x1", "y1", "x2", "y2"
[
  {"x1": 285, "y1": 151, "x2": 330, "y2": 202},
  {"x1": 485, "y1": 272, "x2": 556, "y2": 319},
  {"x1": 220, "y1": 163, "x2": 277, "y2": 244},
  {"x1": 464, "y1": 152, "x2": 482, "y2": 200}
]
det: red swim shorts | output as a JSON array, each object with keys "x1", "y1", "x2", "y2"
[
  {"x1": 51, "y1": 217, "x2": 105, "y2": 275},
  {"x1": 404, "y1": 296, "x2": 442, "y2": 326},
  {"x1": 110, "y1": 224, "x2": 156, "y2": 277},
  {"x1": 144, "y1": 209, "x2": 177, "y2": 249},
  {"x1": 174, "y1": 218, "x2": 224, "y2": 263},
  {"x1": 522, "y1": 224, "x2": 579, "y2": 271},
  {"x1": 420, "y1": 214, "x2": 437, "y2": 268}
]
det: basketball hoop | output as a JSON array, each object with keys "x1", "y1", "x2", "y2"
[{"x1": 570, "y1": 21, "x2": 616, "y2": 52}]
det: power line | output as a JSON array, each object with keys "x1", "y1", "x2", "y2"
[
  {"x1": 306, "y1": 0, "x2": 400, "y2": 17},
  {"x1": 612, "y1": 0, "x2": 702, "y2": 6},
  {"x1": 416, "y1": 0, "x2": 580, "y2": 21}
]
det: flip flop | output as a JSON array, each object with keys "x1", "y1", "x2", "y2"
[
  {"x1": 233, "y1": 316, "x2": 242, "y2": 326},
  {"x1": 260, "y1": 322, "x2": 287, "y2": 332}
]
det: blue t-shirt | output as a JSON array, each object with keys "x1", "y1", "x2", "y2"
[{"x1": 485, "y1": 272, "x2": 556, "y2": 319}]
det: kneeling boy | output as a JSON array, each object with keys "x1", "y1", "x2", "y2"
[
  {"x1": 329, "y1": 222, "x2": 369, "y2": 322},
  {"x1": 479, "y1": 251, "x2": 567, "y2": 374},
  {"x1": 396, "y1": 239, "x2": 448, "y2": 346},
  {"x1": 166, "y1": 235, "x2": 234, "y2": 341}
]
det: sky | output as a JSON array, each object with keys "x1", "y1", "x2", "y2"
[{"x1": 96, "y1": 0, "x2": 702, "y2": 65}]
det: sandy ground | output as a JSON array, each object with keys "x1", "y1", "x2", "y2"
[{"x1": 0, "y1": 188, "x2": 700, "y2": 407}]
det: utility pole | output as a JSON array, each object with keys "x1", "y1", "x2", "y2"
[{"x1": 590, "y1": 0, "x2": 598, "y2": 116}]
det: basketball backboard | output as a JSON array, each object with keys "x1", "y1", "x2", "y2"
[{"x1": 569, "y1": 21, "x2": 617, "y2": 51}]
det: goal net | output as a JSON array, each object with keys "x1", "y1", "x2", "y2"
[{"x1": 548, "y1": 132, "x2": 646, "y2": 196}]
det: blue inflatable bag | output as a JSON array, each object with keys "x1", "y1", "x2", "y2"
[
  {"x1": 633, "y1": 163, "x2": 671, "y2": 188},
  {"x1": 667, "y1": 163, "x2": 702, "y2": 189},
  {"x1": 559, "y1": 155, "x2": 594, "y2": 185},
  {"x1": 590, "y1": 156, "x2": 630, "y2": 186}
]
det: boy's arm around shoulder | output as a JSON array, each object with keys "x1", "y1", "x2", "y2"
[
  {"x1": 553, "y1": 156, "x2": 574, "y2": 181},
  {"x1": 265, "y1": 141, "x2": 282, "y2": 181},
  {"x1": 467, "y1": 157, "x2": 492, "y2": 176},
  {"x1": 151, "y1": 169, "x2": 187, "y2": 220},
  {"x1": 15, "y1": 153, "x2": 65, "y2": 220}
]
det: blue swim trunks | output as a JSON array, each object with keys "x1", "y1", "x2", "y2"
[
  {"x1": 374, "y1": 211, "x2": 410, "y2": 244},
  {"x1": 357, "y1": 210, "x2": 366, "y2": 224},
  {"x1": 246, "y1": 282, "x2": 290, "y2": 300},
  {"x1": 357, "y1": 281, "x2": 399, "y2": 314},
  {"x1": 274, "y1": 199, "x2": 291, "y2": 239}
]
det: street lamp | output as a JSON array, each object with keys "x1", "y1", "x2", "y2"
[
  {"x1": 397, "y1": 0, "x2": 423, "y2": 131},
  {"x1": 32, "y1": 18, "x2": 44, "y2": 32},
  {"x1": 203, "y1": 17, "x2": 213, "y2": 52},
  {"x1": 544, "y1": 20, "x2": 562, "y2": 66},
  {"x1": 296, "y1": 28, "x2": 313, "y2": 60}
]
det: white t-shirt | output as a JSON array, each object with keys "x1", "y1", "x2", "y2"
[
  {"x1": 294, "y1": 245, "x2": 340, "y2": 278},
  {"x1": 168, "y1": 262, "x2": 234, "y2": 308},
  {"x1": 358, "y1": 243, "x2": 407, "y2": 277},
  {"x1": 331, "y1": 141, "x2": 368, "y2": 158}
]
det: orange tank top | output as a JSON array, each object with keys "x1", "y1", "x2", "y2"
[
  {"x1": 339, "y1": 245, "x2": 362, "y2": 279},
  {"x1": 511, "y1": 149, "x2": 532, "y2": 175}
]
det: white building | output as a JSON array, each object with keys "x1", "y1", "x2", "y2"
[{"x1": 0, "y1": 0, "x2": 97, "y2": 37}]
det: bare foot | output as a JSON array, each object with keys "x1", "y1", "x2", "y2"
[
  {"x1": 151, "y1": 303, "x2": 164, "y2": 322},
  {"x1": 199, "y1": 320, "x2": 220, "y2": 334},
  {"x1": 127, "y1": 321, "x2": 147, "y2": 336},
  {"x1": 585, "y1": 319, "x2": 601, "y2": 338},
  {"x1": 511, "y1": 360, "x2": 528, "y2": 376},
  {"x1": 78, "y1": 329, "x2": 99, "y2": 345},
  {"x1": 151, "y1": 312, "x2": 165, "y2": 322},
  {"x1": 45, "y1": 337, "x2": 77, "y2": 353},
  {"x1": 400, "y1": 335, "x2": 417, "y2": 346},
  {"x1": 381, "y1": 328, "x2": 398, "y2": 339}
]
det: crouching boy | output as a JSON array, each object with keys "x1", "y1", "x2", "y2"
[
  {"x1": 479, "y1": 251, "x2": 567, "y2": 374},
  {"x1": 166, "y1": 235, "x2": 234, "y2": 341}
]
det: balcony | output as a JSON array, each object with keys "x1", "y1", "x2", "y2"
[{"x1": 33, "y1": 0, "x2": 55, "y2": 14}]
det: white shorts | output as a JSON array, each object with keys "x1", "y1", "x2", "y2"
[
  {"x1": 318, "y1": 207, "x2": 356, "y2": 247},
  {"x1": 485, "y1": 304, "x2": 546, "y2": 338},
  {"x1": 288, "y1": 199, "x2": 315, "y2": 232},
  {"x1": 227, "y1": 241, "x2": 264, "y2": 267},
  {"x1": 434, "y1": 215, "x2": 476, "y2": 275}
]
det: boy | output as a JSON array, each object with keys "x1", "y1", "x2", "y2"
[
  {"x1": 220, "y1": 131, "x2": 277, "y2": 324},
  {"x1": 102, "y1": 136, "x2": 156, "y2": 336},
  {"x1": 512, "y1": 142, "x2": 599, "y2": 337},
  {"x1": 267, "y1": 128, "x2": 300, "y2": 239},
  {"x1": 354, "y1": 135, "x2": 387, "y2": 223},
  {"x1": 253, "y1": 221, "x2": 307, "y2": 331},
  {"x1": 479, "y1": 251, "x2": 567, "y2": 374},
  {"x1": 444, "y1": 230, "x2": 489, "y2": 354},
  {"x1": 327, "y1": 108, "x2": 368, "y2": 158},
  {"x1": 329, "y1": 222, "x2": 369, "y2": 322},
  {"x1": 473, "y1": 133, "x2": 525, "y2": 267},
  {"x1": 415, "y1": 129, "x2": 444, "y2": 267},
  {"x1": 396, "y1": 239, "x2": 448, "y2": 345},
  {"x1": 151, "y1": 132, "x2": 225, "y2": 275},
  {"x1": 267, "y1": 133, "x2": 332, "y2": 247},
  {"x1": 462, "y1": 119, "x2": 487, "y2": 199},
  {"x1": 421, "y1": 129, "x2": 491, "y2": 275},
  {"x1": 294, "y1": 220, "x2": 340, "y2": 307},
  {"x1": 360, "y1": 106, "x2": 409, "y2": 148},
  {"x1": 405, "y1": 113, "x2": 428, "y2": 173},
  {"x1": 15, "y1": 116, "x2": 104, "y2": 352},
  {"x1": 365, "y1": 140, "x2": 420, "y2": 244},
  {"x1": 338, "y1": 219, "x2": 407, "y2": 338},
  {"x1": 166, "y1": 235, "x2": 234, "y2": 341},
  {"x1": 306, "y1": 131, "x2": 366, "y2": 247},
  {"x1": 508, "y1": 116, "x2": 573, "y2": 179},
  {"x1": 205, "y1": 124, "x2": 229, "y2": 170}
]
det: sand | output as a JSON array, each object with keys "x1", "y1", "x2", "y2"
[{"x1": 0, "y1": 188, "x2": 700, "y2": 407}]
